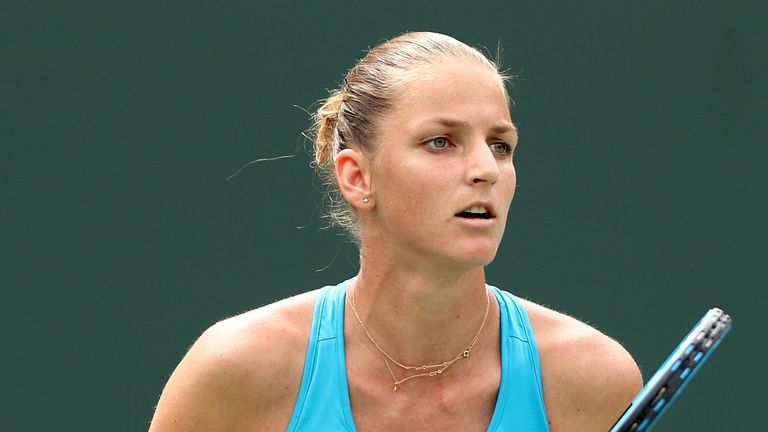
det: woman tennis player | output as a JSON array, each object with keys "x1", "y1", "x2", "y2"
[{"x1": 149, "y1": 32, "x2": 642, "y2": 431}]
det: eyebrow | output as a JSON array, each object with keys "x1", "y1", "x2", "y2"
[{"x1": 425, "y1": 118, "x2": 518, "y2": 135}]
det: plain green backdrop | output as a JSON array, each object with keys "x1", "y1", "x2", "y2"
[{"x1": 2, "y1": 1, "x2": 765, "y2": 430}]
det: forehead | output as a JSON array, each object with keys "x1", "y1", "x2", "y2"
[{"x1": 388, "y1": 58, "x2": 512, "y2": 128}]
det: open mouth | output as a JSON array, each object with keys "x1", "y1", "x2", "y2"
[{"x1": 455, "y1": 206, "x2": 494, "y2": 220}]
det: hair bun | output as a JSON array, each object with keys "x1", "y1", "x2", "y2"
[{"x1": 314, "y1": 90, "x2": 343, "y2": 168}]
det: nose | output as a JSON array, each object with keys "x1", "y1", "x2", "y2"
[{"x1": 465, "y1": 142, "x2": 500, "y2": 185}]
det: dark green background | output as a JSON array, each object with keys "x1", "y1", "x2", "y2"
[{"x1": 3, "y1": 1, "x2": 765, "y2": 430}]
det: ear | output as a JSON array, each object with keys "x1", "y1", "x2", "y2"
[{"x1": 335, "y1": 148, "x2": 373, "y2": 209}]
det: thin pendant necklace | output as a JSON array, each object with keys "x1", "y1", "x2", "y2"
[{"x1": 346, "y1": 281, "x2": 491, "y2": 392}]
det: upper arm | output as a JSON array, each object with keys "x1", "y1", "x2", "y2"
[
  {"x1": 149, "y1": 294, "x2": 316, "y2": 432},
  {"x1": 546, "y1": 332, "x2": 642, "y2": 431},
  {"x1": 522, "y1": 301, "x2": 642, "y2": 432},
  {"x1": 148, "y1": 324, "x2": 273, "y2": 431}
]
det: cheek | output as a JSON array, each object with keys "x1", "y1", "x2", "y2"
[
  {"x1": 509, "y1": 168, "x2": 517, "y2": 199},
  {"x1": 499, "y1": 165, "x2": 517, "y2": 212},
  {"x1": 394, "y1": 167, "x2": 441, "y2": 209},
  {"x1": 376, "y1": 159, "x2": 447, "y2": 221}
]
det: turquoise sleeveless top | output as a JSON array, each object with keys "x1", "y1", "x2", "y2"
[{"x1": 286, "y1": 279, "x2": 550, "y2": 431}]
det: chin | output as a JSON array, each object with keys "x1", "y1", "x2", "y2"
[{"x1": 450, "y1": 244, "x2": 500, "y2": 269}]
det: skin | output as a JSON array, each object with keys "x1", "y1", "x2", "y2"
[{"x1": 149, "y1": 57, "x2": 642, "y2": 432}]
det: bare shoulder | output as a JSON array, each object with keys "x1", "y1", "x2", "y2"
[
  {"x1": 520, "y1": 299, "x2": 643, "y2": 432},
  {"x1": 149, "y1": 289, "x2": 321, "y2": 432}
]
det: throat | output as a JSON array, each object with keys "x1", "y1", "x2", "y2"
[{"x1": 346, "y1": 280, "x2": 493, "y2": 390}]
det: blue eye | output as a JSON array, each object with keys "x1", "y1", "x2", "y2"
[
  {"x1": 425, "y1": 137, "x2": 450, "y2": 150},
  {"x1": 489, "y1": 142, "x2": 511, "y2": 154}
]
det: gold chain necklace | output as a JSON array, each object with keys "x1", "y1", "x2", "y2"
[{"x1": 346, "y1": 281, "x2": 491, "y2": 392}]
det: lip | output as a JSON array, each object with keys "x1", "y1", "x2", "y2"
[
  {"x1": 454, "y1": 201, "x2": 497, "y2": 228},
  {"x1": 455, "y1": 201, "x2": 497, "y2": 218},
  {"x1": 454, "y1": 216, "x2": 496, "y2": 228}
]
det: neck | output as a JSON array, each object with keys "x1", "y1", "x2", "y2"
[{"x1": 350, "y1": 245, "x2": 493, "y2": 366}]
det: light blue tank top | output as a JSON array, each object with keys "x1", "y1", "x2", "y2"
[{"x1": 286, "y1": 279, "x2": 550, "y2": 431}]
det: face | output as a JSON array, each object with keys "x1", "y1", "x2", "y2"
[{"x1": 363, "y1": 58, "x2": 518, "y2": 270}]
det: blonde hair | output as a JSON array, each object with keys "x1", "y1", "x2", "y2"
[{"x1": 312, "y1": 31, "x2": 509, "y2": 242}]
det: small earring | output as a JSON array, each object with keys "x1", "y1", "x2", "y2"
[{"x1": 362, "y1": 197, "x2": 370, "y2": 203}]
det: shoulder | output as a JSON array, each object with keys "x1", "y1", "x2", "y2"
[
  {"x1": 520, "y1": 299, "x2": 642, "y2": 432},
  {"x1": 149, "y1": 289, "x2": 321, "y2": 432}
]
